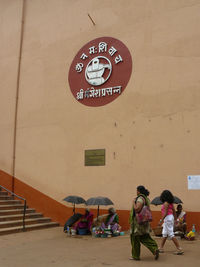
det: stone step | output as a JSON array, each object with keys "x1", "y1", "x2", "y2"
[
  {"x1": 0, "y1": 212, "x2": 43, "y2": 222},
  {"x1": 0, "y1": 191, "x2": 8, "y2": 196},
  {"x1": 0, "y1": 200, "x2": 22, "y2": 205},
  {"x1": 0, "y1": 208, "x2": 35, "y2": 216},
  {"x1": 0, "y1": 195, "x2": 14, "y2": 200},
  {"x1": 0, "y1": 204, "x2": 27, "y2": 210},
  {"x1": 0, "y1": 188, "x2": 59, "y2": 235},
  {"x1": 0, "y1": 217, "x2": 51, "y2": 228},
  {"x1": 0, "y1": 222, "x2": 59, "y2": 235}
]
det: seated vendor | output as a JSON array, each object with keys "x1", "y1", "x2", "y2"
[
  {"x1": 75, "y1": 208, "x2": 93, "y2": 234},
  {"x1": 174, "y1": 204, "x2": 187, "y2": 235},
  {"x1": 101, "y1": 207, "x2": 121, "y2": 233}
]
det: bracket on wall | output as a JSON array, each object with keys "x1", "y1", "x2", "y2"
[{"x1": 87, "y1": 13, "x2": 96, "y2": 26}]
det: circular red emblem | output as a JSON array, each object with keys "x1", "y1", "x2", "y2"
[{"x1": 68, "y1": 37, "x2": 132, "y2": 107}]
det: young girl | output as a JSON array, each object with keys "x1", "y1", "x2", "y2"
[{"x1": 158, "y1": 190, "x2": 184, "y2": 255}]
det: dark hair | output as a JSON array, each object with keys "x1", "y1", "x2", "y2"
[
  {"x1": 160, "y1": 190, "x2": 174, "y2": 204},
  {"x1": 137, "y1": 185, "x2": 149, "y2": 196}
]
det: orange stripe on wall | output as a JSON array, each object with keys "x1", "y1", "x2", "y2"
[
  {"x1": 0, "y1": 170, "x2": 13, "y2": 190},
  {"x1": 0, "y1": 170, "x2": 199, "y2": 231}
]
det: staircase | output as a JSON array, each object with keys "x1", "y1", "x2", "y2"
[{"x1": 0, "y1": 188, "x2": 59, "y2": 235}]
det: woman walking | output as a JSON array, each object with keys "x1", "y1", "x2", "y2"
[
  {"x1": 158, "y1": 190, "x2": 184, "y2": 255},
  {"x1": 130, "y1": 185, "x2": 159, "y2": 261}
]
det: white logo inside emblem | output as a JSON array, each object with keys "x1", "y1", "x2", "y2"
[{"x1": 85, "y1": 56, "x2": 112, "y2": 86}]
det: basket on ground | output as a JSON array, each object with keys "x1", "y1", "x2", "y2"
[{"x1": 152, "y1": 226, "x2": 163, "y2": 236}]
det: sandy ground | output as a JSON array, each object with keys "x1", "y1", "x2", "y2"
[{"x1": 0, "y1": 227, "x2": 199, "y2": 267}]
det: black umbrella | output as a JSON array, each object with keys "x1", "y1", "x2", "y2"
[
  {"x1": 151, "y1": 196, "x2": 183, "y2": 205},
  {"x1": 86, "y1": 196, "x2": 114, "y2": 219},
  {"x1": 64, "y1": 213, "x2": 83, "y2": 231},
  {"x1": 63, "y1": 195, "x2": 86, "y2": 214}
]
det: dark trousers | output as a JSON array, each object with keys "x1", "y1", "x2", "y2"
[{"x1": 130, "y1": 233, "x2": 158, "y2": 260}]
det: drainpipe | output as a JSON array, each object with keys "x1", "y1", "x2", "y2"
[{"x1": 12, "y1": 0, "x2": 26, "y2": 193}]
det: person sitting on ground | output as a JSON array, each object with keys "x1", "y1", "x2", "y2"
[
  {"x1": 74, "y1": 208, "x2": 93, "y2": 234},
  {"x1": 174, "y1": 204, "x2": 187, "y2": 235},
  {"x1": 101, "y1": 207, "x2": 121, "y2": 233}
]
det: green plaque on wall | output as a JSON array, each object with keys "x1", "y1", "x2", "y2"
[{"x1": 85, "y1": 149, "x2": 105, "y2": 166}]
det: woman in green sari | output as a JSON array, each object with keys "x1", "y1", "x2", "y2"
[{"x1": 130, "y1": 185, "x2": 159, "y2": 261}]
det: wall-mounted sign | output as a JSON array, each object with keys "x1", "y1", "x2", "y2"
[
  {"x1": 85, "y1": 149, "x2": 105, "y2": 166},
  {"x1": 188, "y1": 175, "x2": 200, "y2": 190},
  {"x1": 68, "y1": 37, "x2": 132, "y2": 107}
]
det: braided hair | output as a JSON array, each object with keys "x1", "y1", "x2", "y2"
[{"x1": 137, "y1": 185, "x2": 150, "y2": 196}]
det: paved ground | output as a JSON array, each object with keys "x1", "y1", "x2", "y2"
[{"x1": 0, "y1": 227, "x2": 199, "y2": 267}]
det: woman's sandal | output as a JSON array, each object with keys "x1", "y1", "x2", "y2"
[
  {"x1": 174, "y1": 249, "x2": 184, "y2": 255},
  {"x1": 154, "y1": 249, "x2": 159, "y2": 260},
  {"x1": 129, "y1": 257, "x2": 140, "y2": 261}
]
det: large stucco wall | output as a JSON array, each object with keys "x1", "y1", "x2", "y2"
[
  {"x1": 0, "y1": 0, "x2": 23, "y2": 173},
  {"x1": 0, "y1": 0, "x2": 200, "y2": 212}
]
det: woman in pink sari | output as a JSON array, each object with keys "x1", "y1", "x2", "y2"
[{"x1": 75, "y1": 208, "x2": 93, "y2": 234}]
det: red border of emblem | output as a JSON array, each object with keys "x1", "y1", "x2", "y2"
[{"x1": 68, "y1": 37, "x2": 132, "y2": 107}]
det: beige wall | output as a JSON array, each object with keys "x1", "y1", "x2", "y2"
[
  {"x1": 1, "y1": 0, "x2": 200, "y2": 212},
  {"x1": 0, "y1": 0, "x2": 22, "y2": 173}
]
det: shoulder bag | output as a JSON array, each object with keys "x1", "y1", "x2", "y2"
[{"x1": 135, "y1": 197, "x2": 152, "y2": 225}]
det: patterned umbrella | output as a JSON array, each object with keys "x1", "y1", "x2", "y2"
[
  {"x1": 86, "y1": 196, "x2": 114, "y2": 219},
  {"x1": 151, "y1": 196, "x2": 183, "y2": 205},
  {"x1": 63, "y1": 195, "x2": 86, "y2": 214}
]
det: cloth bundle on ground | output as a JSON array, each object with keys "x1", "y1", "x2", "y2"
[{"x1": 93, "y1": 214, "x2": 107, "y2": 227}]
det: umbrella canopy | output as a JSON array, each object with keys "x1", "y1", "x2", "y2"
[
  {"x1": 86, "y1": 196, "x2": 113, "y2": 206},
  {"x1": 64, "y1": 213, "x2": 83, "y2": 230},
  {"x1": 151, "y1": 196, "x2": 183, "y2": 205},
  {"x1": 86, "y1": 196, "x2": 114, "y2": 219},
  {"x1": 63, "y1": 195, "x2": 86, "y2": 214}
]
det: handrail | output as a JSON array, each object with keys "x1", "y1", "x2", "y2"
[{"x1": 0, "y1": 185, "x2": 26, "y2": 231}]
